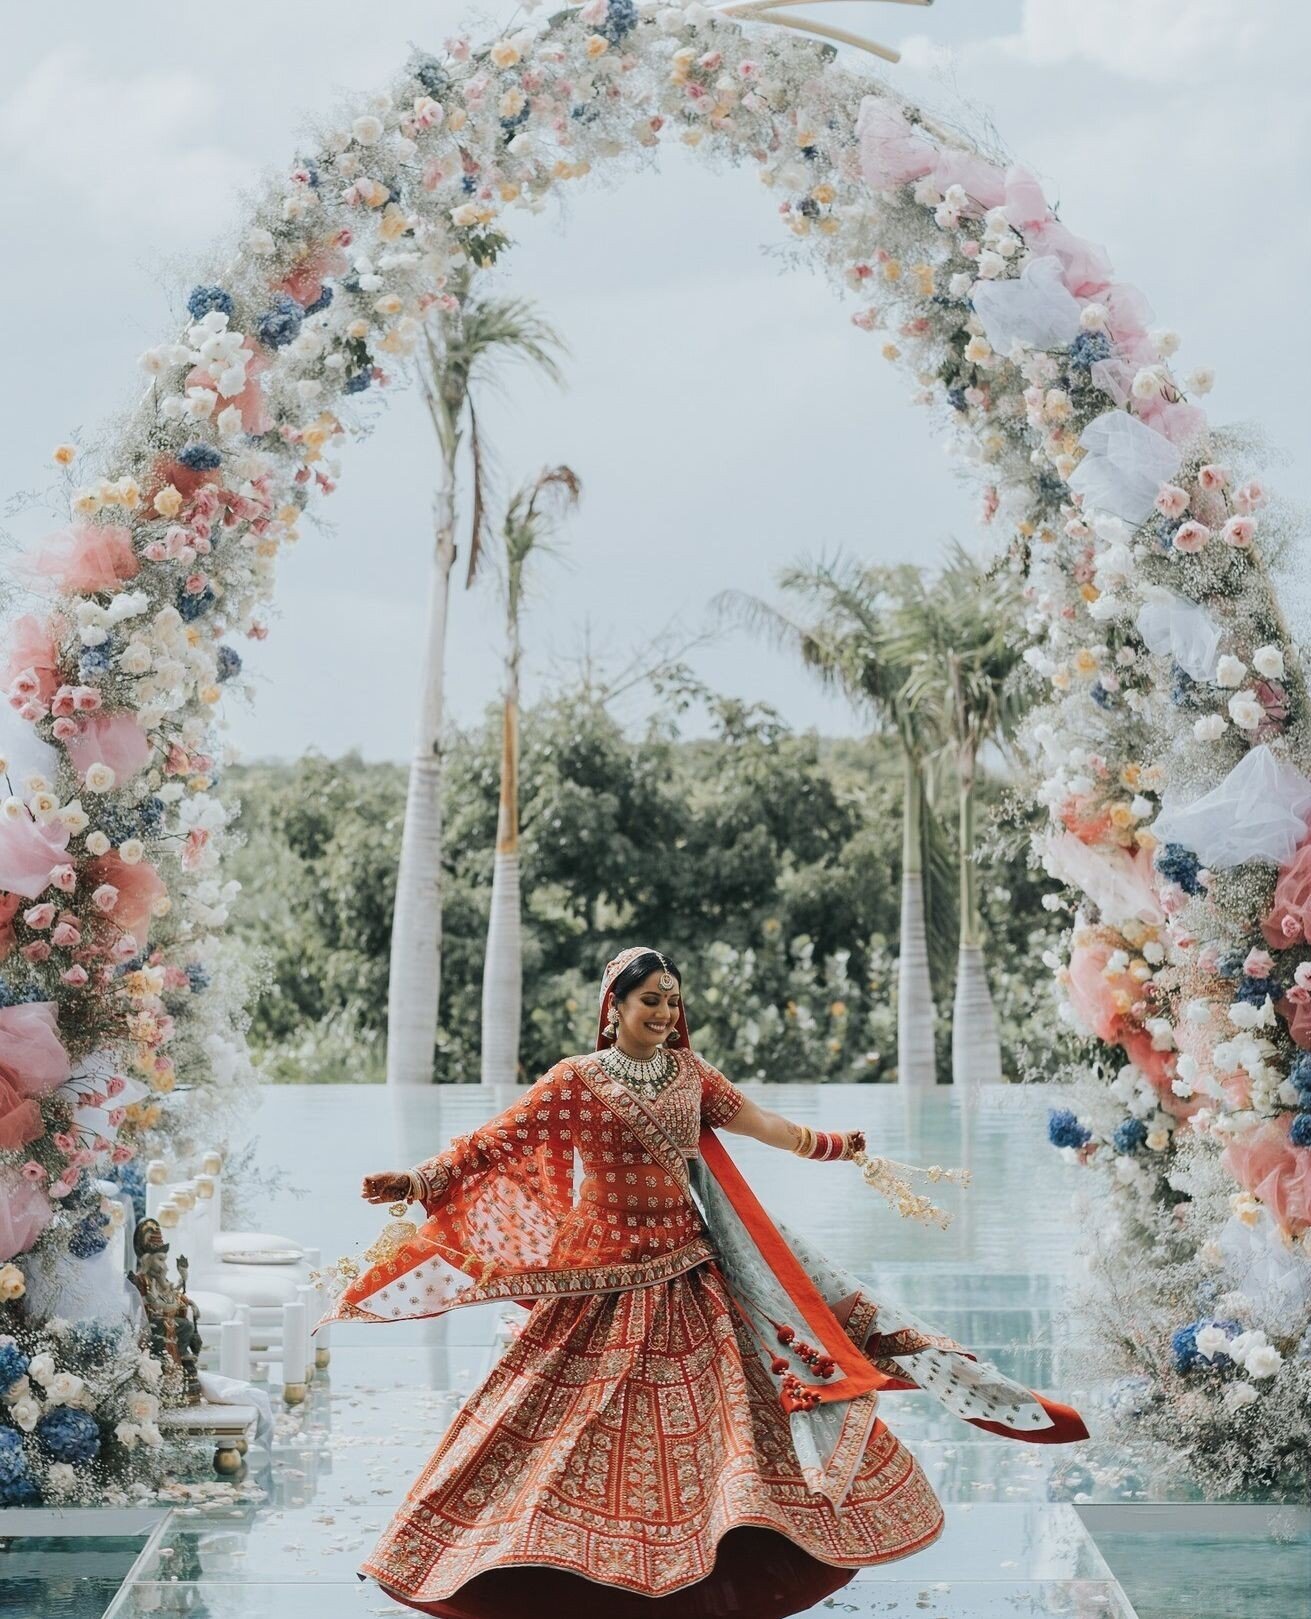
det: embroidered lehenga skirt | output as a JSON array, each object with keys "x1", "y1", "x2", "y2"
[{"x1": 361, "y1": 1259, "x2": 945, "y2": 1618}]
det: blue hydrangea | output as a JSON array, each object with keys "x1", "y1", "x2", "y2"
[
  {"x1": 1290, "y1": 1055, "x2": 1311, "y2": 1099},
  {"x1": 216, "y1": 645, "x2": 242, "y2": 682},
  {"x1": 598, "y1": 0, "x2": 638, "y2": 42},
  {"x1": 0, "y1": 977, "x2": 45, "y2": 1008},
  {"x1": 109, "y1": 1159, "x2": 146, "y2": 1223},
  {"x1": 1291, "y1": 1113, "x2": 1311, "y2": 1148},
  {"x1": 178, "y1": 584, "x2": 216, "y2": 622},
  {"x1": 343, "y1": 369, "x2": 372, "y2": 395},
  {"x1": 412, "y1": 55, "x2": 450, "y2": 98},
  {"x1": 1154, "y1": 843, "x2": 1203, "y2": 896},
  {"x1": 570, "y1": 102, "x2": 601, "y2": 124},
  {"x1": 302, "y1": 284, "x2": 334, "y2": 317},
  {"x1": 256, "y1": 293, "x2": 304, "y2": 349},
  {"x1": 1113, "y1": 1117, "x2": 1149, "y2": 1154},
  {"x1": 0, "y1": 1341, "x2": 29, "y2": 1393},
  {"x1": 35, "y1": 1406, "x2": 100, "y2": 1466},
  {"x1": 93, "y1": 804, "x2": 141, "y2": 846},
  {"x1": 187, "y1": 284, "x2": 234, "y2": 321},
  {"x1": 460, "y1": 173, "x2": 477, "y2": 196},
  {"x1": 138, "y1": 797, "x2": 165, "y2": 835},
  {"x1": 0, "y1": 1428, "x2": 39, "y2": 1505},
  {"x1": 69, "y1": 1210, "x2": 110, "y2": 1260},
  {"x1": 176, "y1": 442, "x2": 223, "y2": 471},
  {"x1": 1216, "y1": 948, "x2": 1248, "y2": 979},
  {"x1": 1067, "y1": 328, "x2": 1113, "y2": 372},
  {"x1": 945, "y1": 386, "x2": 967, "y2": 413},
  {"x1": 1170, "y1": 1317, "x2": 1240, "y2": 1374},
  {"x1": 185, "y1": 962, "x2": 211, "y2": 994},
  {"x1": 1169, "y1": 661, "x2": 1201, "y2": 708},
  {"x1": 1089, "y1": 681, "x2": 1114, "y2": 710},
  {"x1": 78, "y1": 644, "x2": 112, "y2": 682},
  {"x1": 1047, "y1": 1107, "x2": 1091, "y2": 1149},
  {"x1": 1234, "y1": 974, "x2": 1280, "y2": 1006}
]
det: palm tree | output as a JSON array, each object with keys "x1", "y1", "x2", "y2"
[
  {"x1": 884, "y1": 544, "x2": 1030, "y2": 1085},
  {"x1": 386, "y1": 276, "x2": 567, "y2": 1087},
  {"x1": 480, "y1": 465, "x2": 583, "y2": 1086},
  {"x1": 715, "y1": 558, "x2": 949, "y2": 1087}
]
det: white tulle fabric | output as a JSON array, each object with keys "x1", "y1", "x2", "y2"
[
  {"x1": 1149, "y1": 743, "x2": 1311, "y2": 869},
  {"x1": 1067, "y1": 409, "x2": 1182, "y2": 524},
  {"x1": 1037, "y1": 829, "x2": 1164, "y2": 928},
  {"x1": 970, "y1": 254, "x2": 1084, "y2": 354},
  {"x1": 1217, "y1": 1208, "x2": 1311, "y2": 1340},
  {"x1": 1135, "y1": 591, "x2": 1223, "y2": 682}
]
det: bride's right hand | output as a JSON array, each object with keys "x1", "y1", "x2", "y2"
[{"x1": 361, "y1": 1171, "x2": 411, "y2": 1205}]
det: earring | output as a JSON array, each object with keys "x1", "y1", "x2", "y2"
[
  {"x1": 665, "y1": 1028, "x2": 679, "y2": 1044},
  {"x1": 604, "y1": 1008, "x2": 619, "y2": 1039}
]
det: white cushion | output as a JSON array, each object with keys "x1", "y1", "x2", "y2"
[
  {"x1": 186, "y1": 1267, "x2": 306, "y2": 1309},
  {"x1": 213, "y1": 1230, "x2": 303, "y2": 1258},
  {"x1": 189, "y1": 1288, "x2": 238, "y2": 1323}
]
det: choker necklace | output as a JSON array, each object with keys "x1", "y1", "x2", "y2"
[{"x1": 599, "y1": 1042, "x2": 675, "y2": 1098}]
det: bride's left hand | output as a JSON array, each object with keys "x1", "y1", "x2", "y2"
[{"x1": 841, "y1": 1129, "x2": 866, "y2": 1160}]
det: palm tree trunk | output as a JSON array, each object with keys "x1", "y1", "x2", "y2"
[
  {"x1": 951, "y1": 769, "x2": 1003, "y2": 1084},
  {"x1": 385, "y1": 491, "x2": 456, "y2": 1086},
  {"x1": 897, "y1": 750, "x2": 938, "y2": 1087},
  {"x1": 480, "y1": 662, "x2": 522, "y2": 1085}
]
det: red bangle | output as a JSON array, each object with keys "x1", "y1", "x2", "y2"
[{"x1": 810, "y1": 1130, "x2": 845, "y2": 1161}]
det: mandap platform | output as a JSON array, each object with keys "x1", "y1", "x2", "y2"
[{"x1": 3, "y1": 1082, "x2": 1308, "y2": 1618}]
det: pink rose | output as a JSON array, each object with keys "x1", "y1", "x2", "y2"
[
  {"x1": 51, "y1": 718, "x2": 78, "y2": 741},
  {"x1": 1234, "y1": 481, "x2": 1267, "y2": 514},
  {"x1": 50, "y1": 686, "x2": 76, "y2": 718},
  {"x1": 20, "y1": 942, "x2": 50, "y2": 963},
  {"x1": 52, "y1": 1131, "x2": 76, "y2": 1155},
  {"x1": 111, "y1": 1144, "x2": 134, "y2": 1165},
  {"x1": 71, "y1": 686, "x2": 101, "y2": 712},
  {"x1": 182, "y1": 573, "x2": 207, "y2": 596},
  {"x1": 49, "y1": 865, "x2": 76, "y2": 893},
  {"x1": 1172, "y1": 521, "x2": 1211, "y2": 553},
  {"x1": 142, "y1": 541, "x2": 169, "y2": 562},
  {"x1": 14, "y1": 701, "x2": 47, "y2": 723},
  {"x1": 91, "y1": 884, "x2": 119, "y2": 914},
  {"x1": 107, "y1": 1107, "x2": 126, "y2": 1128},
  {"x1": 1197, "y1": 463, "x2": 1229, "y2": 491},
  {"x1": 1222, "y1": 516, "x2": 1255, "y2": 549},
  {"x1": 1155, "y1": 483, "x2": 1190, "y2": 518},
  {"x1": 23, "y1": 903, "x2": 55, "y2": 929},
  {"x1": 1286, "y1": 986, "x2": 1311, "y2": 1004},
  {"x1": 1283, "y1": 915, "x2": 1304, "y2": 941},
  {"x1": 961, "y1": 239, "x2": 980, "y2": 257},
  {"x1": 1295, "y1": 963, "x2": 1311, "y2": 990},
  {"x1": 50, "y1": 922, "x2": 80, "y2": 948},
  {"x1": 9, "y1": 668, "x2": 43, "y2": 699},
  {"x1": 59, "y1": 964, "x2": 88, "y2": 987},
  {"x1": 110, "y1": 935, "x2": 139, "y2": 963},
  {"x1": 1243, "y1": 948, "x2": 1275, "y2": 978},
  {"x1": 20, "y1": 1160, "x2": 46, "y2": 1183},
  {"x1": 105, "y1": 1074, "x2": 126, "y2": 1097}
]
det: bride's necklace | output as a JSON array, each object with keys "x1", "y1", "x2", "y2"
[{"x1": 599, "y1": 1041, "x2": 676, "y2": 1098}]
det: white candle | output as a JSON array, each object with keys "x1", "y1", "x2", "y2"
[
  {"x1": 281, "y1": 1301, "x2": 308, "y2": 1392},
  {"x1": 219, "y1": 1320, "x2": 246, "y2": 1380}
]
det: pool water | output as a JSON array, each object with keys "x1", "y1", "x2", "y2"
[{"x1": 2, "y1": 1083, "x2": 1304, "y2": 1617}]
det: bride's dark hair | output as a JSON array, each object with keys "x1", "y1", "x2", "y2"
[{"x1": 609, "y1": 951, "x2": 682, "y2": 1003}]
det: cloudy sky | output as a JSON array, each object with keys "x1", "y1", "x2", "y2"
[{"x1": 2, "y1": 1, "x2": 1307, "y2": 763}]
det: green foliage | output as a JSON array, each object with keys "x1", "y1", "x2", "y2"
[{"x1": 226, "y1": 688, "x2": 1059, "y2": 1083}]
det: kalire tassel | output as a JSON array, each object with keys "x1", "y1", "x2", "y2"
[{"x1": 848, "y1": 1149, "x2": 971, "y2": 1229}]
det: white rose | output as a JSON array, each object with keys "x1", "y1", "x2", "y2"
[
  {"x1": 115, "y1": 1420, "x2": 141, "y2": 1449},
  {"x1": 85, "y1": 763, "x2": 116, "y2": 793},
  {"x1": 1251, "y1": 644, "x2": 1284, "y2": 679},
  {"x1": 1080, "y1": 303, "x2": 1108, "y2": 331},
  {"x1": 119, "y1": 642, "x2": 152, "y2": 675},
  {"x1": 1245, "y1": 1344, "x2": 1283, "y2": 1379},
  {"x1": 85, "y1": 830, "x2": 112, "y2": 856},
  {"x1": 11, "y1": 1393, "x2": 41, "y2": 1431},
  {"x1": 1145, "y1": 1128, "x2": 1169, "y2": 1151},
  {"x1": 1223, "y1": 1381, "x2": 1258, "y2": 1411},
  {"x1": 1194, "y1": 1324, "x2": 1232, "y2": 1361},
  {"x1": 248, "y1": 227, "x2": 276, "y2": 256},
  {"x1": 127, "y1": 1390, "x2": 160, "y2": 1423},
  {"x1": 47, "y1": 1371, "x2": 85, "y2": 1404},
  {"x1": 1150, "y1": 327, "x2": 1181, "y2": 357},
  {"x1": 975, "y1": 250, "x2": 1006, "y2": 279},
  {"x1": 1214, "y1": 655, "x2": 1246, "y2": 688},
  {"x1": 1193, "y1": 714, "x2": 1226, "y2": 741},
  {"x1": 45, "y1": 1462, "x2": 77, "y2": 1494},
  {"x1": 59, "y1": 799, "x2": 90, "y2": 834},
  {"x1": 352, "y1": 114, "x2": 384, "y2": 144},
  {"x1": 118, "y1": 838, "x2": 145, "y2": 864},
  {"x1": 1131, "y1": 365, "x2": 1165, "y2": 399},
  {"x1": 138, "y1": 1355, "x2": 163, "y2": 1388},
  {"x1": 29, "y1": 791, "x2": 60, "y2": 823},
  {"x1": 1228, "y1": 693, "x2": 1264, "y2": 731},
  {"x1": 1186, "y1": 367, "x2": 1215, "y2": 394},
  {"x1": 138, "y1": 1419, "x2": 164, "y2": 1448},
  {"x1": 27, "y1": 1353, "x2": 55, "y2": 1387}
]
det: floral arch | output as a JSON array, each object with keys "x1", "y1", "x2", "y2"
[{"x1": 1, "y1": 0, "x2": 1308, "y2": 1501}]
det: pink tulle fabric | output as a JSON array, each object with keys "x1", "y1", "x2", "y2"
[
  {"x1": 85, "y1": 851, "x2": 166, "y2": 946},
  {"x1": 64, "y1": 712, "x2": 152, "y2": 784},
  {"x1": 21, "y1": 522, "x2": 138, "y2": 595},
  {"x1": 1260, "y1": 836, "x2": 1311, "y2": 950},
  {"x1": 0, "y1": 892, "x2": 19, "y2": 963},
  {"x1": 0, "y1": 1001, "x2": 71, "y2": 1151},
  {"x1": 0, "y1": 817, "x2": 72, "y2": 900},
  {"x1": 1274, "y1": 988, "x2": 1311, "y2": 1053},
  {"x1": 1221, "y1": 1114, "x2": 1311, "y2": 1236},
  {"x1": 280, "y1": 243, "x2": 350, "y2": 308},
  {"x1": 1065, "y1": 938, "x2": 1137, "y2": 1044},
  {"x1": 184, "y1": 337, "x2": 271, "y2": 436},
  {"x1": 0, "y1": 613, "x2": 63, "y2": 703},
  {"x1": 0, "y1": 1167, "x2": 52, "y2": 1262},
  {"x1": 854, "y1": 98, "x2": 935, "y2": 189}
]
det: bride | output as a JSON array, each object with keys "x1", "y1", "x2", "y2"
[{"x1": 322, "y1": 945, "x2": 1087, "y2": 1619}]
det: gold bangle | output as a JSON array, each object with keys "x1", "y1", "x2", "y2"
[{"x1": 792, "y1": 1124, "x2": 815, "y2": 1158}]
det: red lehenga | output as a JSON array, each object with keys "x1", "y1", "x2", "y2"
[{"x1": 318, "y1": 954, "x2": 1088, "y2": 1619}]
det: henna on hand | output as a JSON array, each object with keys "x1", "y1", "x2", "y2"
[{"x1": 361, "y1": 1171, "x2": 410, "y2": 1204}]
